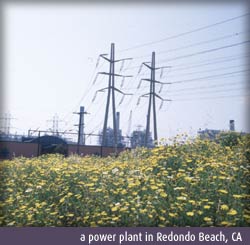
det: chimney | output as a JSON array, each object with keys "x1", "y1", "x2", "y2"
[
  {"x1": 116, "y1": 112, "x2": 120, "y2": 132},
  {"x1": 229, "y1": 120, "x2": 235, "y2": 131}
]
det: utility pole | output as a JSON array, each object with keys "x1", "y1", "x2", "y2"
[
  {"x1": 74, "y1": 106, "x2": 89, "y2": 154},
  {"x1": 137, "y1": 52, "x2": 171, "y2": 147},
  {"x1": 92, "y1": 43, "x2": 132, "y2": 154}
]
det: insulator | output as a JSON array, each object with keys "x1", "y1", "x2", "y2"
[
  {"x1": 119, "y1": 95, "x2": 125, "y2": 105},
  {"x1": 120, "y1": 60, "x2": 125, "y2": 72},
  {"x1": 159, "y1": 100, "x2": 163, "y2": 110},
  {"x1": 92, "y1": 74, "x2": 98, "y2": 85},
  {"x1": 124, "y1": 59, "x2": 132, "y2": 72},
  {"x1": 137, "y1": 79, "x2": 142, "y2": 89},
  {"x1": 120, "y1": 77, "x2": 125, "y2": 88},
  {"x1": 92, "y1": 92, "x2": 97, "y2": 102},
  {"x1": 136, "y1": 98, "x2": 141, "y2": 106},
  {"x1": 95, "y1": 56, "x2": 100, "y2": 68},
  {"x1": 160, "y1": 68, "x2": 164, "y2": 78},
  {"x1": 138, "y1": 64, "x2": 143, "y2": 74},
  {"x1": 159, "y1": 84, "x2": 163, "y2": 93}
]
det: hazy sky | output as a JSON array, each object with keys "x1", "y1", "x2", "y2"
[{"x1": 2, "y1": 2, "x2": 249, "y2": 143}]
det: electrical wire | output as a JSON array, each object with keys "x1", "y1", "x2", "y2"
[
  {"x1": 123, "y1": 66, "x2": 247, "y2": 92},
  {"x1": 173, "y1": 93, "x2": 249, "y2": 102},
  {"x1": 125, "y1": 40, "x2": 249, "y2": 71},
  {"x1": 163, "y1": 63, "x2": 248, "y2": 79},
  {"x1": 170, "y1": 53, "x2": 249, "y2": 72},
  {"x1": 63, "y1": 13, "x2": 249, "y2": 136},
  {"x1": 160, "y1": 40, "x2": 249, "y2": 64},
  {"x1": 62, "y1": 58, "x2": 106, "y2": 126},
  {"x1": 161, "y1": 80, "x2": 246, "y2": 94},
  {"x1": 167, "y1": 86, "x2": 248, "y2": 97},
  {"x1": 133, "y1": 30, "x2": 248, "y2": 60},
  {"x1": 171, "y1": 69, "x2": 249, "y2": 84},
  {"x1": 117, "y1": 12, "x2": 249, "y2": 52}
]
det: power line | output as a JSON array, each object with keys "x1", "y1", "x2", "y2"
[
  {"x1": 121, "y1": 61, "x2": 248, "y2": 94},
  {"x1": 133, "y1": 30, "x2": 248, "y2": 60},
  {"x1": 84, "y1": 93, "x2": 107, "y2": 134},
  {"x1": 173, "y1": 93, "x2": 249, "y2": 102},
  {"x1": 171, "y1": 69, "x2": 249, "y2": 84},
  {"x1": 118, "y1": 12, "x2": 249, "y2": 52},
  {"x1": 126, "y1": 40, "x2": 249, "y2": 71},
  {"x1": 168, "y1": 86, "x2": 247, "y2": 97},
  {"x1": 134, "y1": 52, "x2": 248, "y2": 77},
  {"x1": 163, "y1": 63, "x2": 248, "y2": 79},
  {"x1": 62, "y1": 57, "x2": 106, "y2": 125},
  {"x1": 160, "y1": 40, "x2": 250, "y2": 64},
  {"x1": 59, "y1": 17, "x2": 248, "y2": 138},
  {"x1": 170, "y1": 53, "x2": 249, "y2": 72},
  {"x1": 162, "y1": 80, "x2": 245, "y2": 94},
  {"x1": 62, "y1": 62, "x2": 111, "y2": 134},
  {"x1": 65, "y1": 44, "x2": 247, "y2": 137},
  {"x1": 122, "y1": 69, "x2": 247, "y2": 92}
]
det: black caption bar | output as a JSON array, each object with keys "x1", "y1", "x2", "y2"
[{"x1": 0, "y1": 227, "x2": 249, "y2": 245}]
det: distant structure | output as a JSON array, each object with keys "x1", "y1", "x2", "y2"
[
  {"x1": 130, "y1": 126, "x2": 153, "y2": 148},
  {"x1": 99, "y1": 127, "x2": 124, "y2": 147},
  {"x1": 0, "y1": 113, "x2": 14, "y2": 137},
  {"x1": 98, "y1": 112, "x2": 125, "y2": 147},
  {"x1": 198, "y1": 120, "x2": 237, "y2": 140},
  {"x1": 198, "y1": 129, "x2": 222, "y2": 140},
  {"x1": 47, "y1": 114, "x2": 62, "y2": 136},
  {"x1": 229, "y1": 120, "x2": 235, "y2": 131}
]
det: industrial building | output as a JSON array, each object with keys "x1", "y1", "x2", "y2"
[
  {"x1": 0, "y1": 134, "x2": 126, "y2": 160},
  {"x1": 0, "y1": 110, "x2": 149, "y2": 159}
]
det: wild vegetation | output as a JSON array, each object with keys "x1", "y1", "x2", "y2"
[{"x1": 0, "y1": 133, "x2": 249, "y2": 226}]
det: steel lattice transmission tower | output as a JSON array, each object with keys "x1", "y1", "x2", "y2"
[
  {"x1": 93, "y1": 43, "x2": 132, "y2": 151},
  {"x1": 137, "y1": 52, "x2": 171, "y2": 147},
  {"x1": 0, "y1": 113, "x2": 15, "y2": 136}
]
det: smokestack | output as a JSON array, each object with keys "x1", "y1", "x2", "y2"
[
  {"x1": 229, "y1": 120, "x2": 235, "y2": 131},
  {"x1": 116, "y1": 112, "x2": 120, "y2": 132}
]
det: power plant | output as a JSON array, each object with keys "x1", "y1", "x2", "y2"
[{"x1": 0, "y1": 40, "x2": 247, "y2": 159}]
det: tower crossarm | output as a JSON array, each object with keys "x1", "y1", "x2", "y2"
[
  {"x1": 154, "y1": 93, "x2": 172, "y2": 102},
  {"x1": 137, "y1": 78, "x2": 171, "y2": 89},
  {"x1": 92, "y1": 88, "x2": 108, "y2": 102},
  {"x1": 114, "y1": 57, "x2": 133, "y2": 63},
  {"x1": 155, "y1": 65, "x2": 172, "y2": 70},
  {"x1": 136, "y1": 93, "x2": 150, "y2": 105},
  {"x1": 98, "y1": 72, "x2": 132, "y2": 78},
  {"x1": 113, "y1": 87, "x2": 133, "y2": 96},
  {"x1": 99, "y1": 53, "x2": 111, "y2": 62}
]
